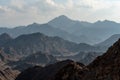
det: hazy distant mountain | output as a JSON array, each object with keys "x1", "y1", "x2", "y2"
[
  {"x1": 0, "y1": 23, "x2": 94, "y2": 44},
  {"x1": 48, "y1": 15, "x2": 91, "y2": 33},
  {"x1": 95, "y1": 34, "x2": 120, "y2": 51},
  {"x1": 49, "y1": 15, "x2": 120, "y2": 44},
  {"x1": 1, "y1": 15, "x2": 120, "y2": 44},
  {"x1": 48, "y1": 15, "x2": 95, "y2": 44}
]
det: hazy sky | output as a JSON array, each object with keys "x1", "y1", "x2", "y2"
[{"x1": 0, "y1": 0, "x2": 120, "y2": 27}]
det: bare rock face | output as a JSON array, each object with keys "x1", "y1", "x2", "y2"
[
  {"x1": 0, "y1": 68, "x2": 19, "y2": 80},
  {"x1": 0, "y1": 62, "x2": 20, "y2": 80},
  {"x1": 0, "y1": 49, "x2": 20, "y2": 80},
  {"x1": 82, "y1": 39, "x2": 120, "y2": 80}
]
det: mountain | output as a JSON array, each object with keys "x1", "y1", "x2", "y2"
[
  {"x1": 1, "y1": 33, "x2": 78, "y2": 56},
  {"x1": 96, "y1": 34, "x2": 120, "y2": 48},
  {"x1": 48, "y1": 15, "x2": 91, "y2": 33},
  {"x1": 49, "y1": 15, "x2": 120, "y2": 44},
  {"x1": 79, "y1": 52, "x2": 101, "y2": 65},
  {"x1": 57, "y1": 51, "x2": 102, "y2": 65},
  {"x1": 0, "y1": 33, "x2": 12, "y2": 46},
  {"x1": 0, "y1": 48, "x2": 19, "y2": 63},
  {"x1": 21, "y1": 51, "x2": 57, "y2": 65},
  {"x1": 0, "y1": 32, "x2": 100, "y2": 56},
  {"x1": 48, "y1": 15, "x2": 95, "y2": 44},
  {"x1": 82, "y1": 38, "x2": 120, "y2": 80},
  {"x1": 0, "y1": 32, "x2": 102, "y2": 72},
  {"x1": 15, "y1": 36, "x2": 120, "y2": 80},
  {"x1": 1, "y1": 15, "x2": 120, "y2": 44},
  {"x1": 0, "y1": 23, "x2": 87, "y2": 44},
  {"x1": 15, "y1": 60, "x2": 87, "y2": 80},
  {"x1": 12, "y1": 51, "x2": 57, "y2": 71}
]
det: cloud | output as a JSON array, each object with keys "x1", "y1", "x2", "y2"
[{"x1": 0, "y1": 0, "x2": 120, "y2": 27}]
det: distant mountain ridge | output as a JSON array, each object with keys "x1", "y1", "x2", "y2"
[
  {"x1": 0, "y1": 32, "x2": 101, "y2": 56},
  {"x1": 96, "y1": 34, "x2": 120, "y2": 47},
  {"x1": 0, "y1": 23, "x2": 91, "y2": 44},
  {"x1": 48, "y1": 15, "x2": 120, "y2": 44},
  {"x1": 1, "y1": 15, "x2": 120, "y2": 44}
]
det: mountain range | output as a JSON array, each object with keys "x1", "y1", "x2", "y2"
[
  {"x1": 48, "y1": 15, "x2": 120, "y2": 44},
  {"x1": 15, "y1": 34, "x2": 120, "y2": 80},
  {"x1": 0, "y1": 32, "x2": 101, "y2": 56},
  {"x1": 0, "y1": 32, "x2": 102, "y2": 72},
  {"x1": 1, "y1": 15, "x2": 120, "y2": 80},
  {"x1": 0, "y1": 15, "x2": 120, "y2": 44}
]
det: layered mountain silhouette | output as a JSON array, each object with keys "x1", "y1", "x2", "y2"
[
  {"x1": 15, "y1": 37, "x2": 120, "y2": 80},
  {"x1": 0, "y1": 33, "x2": 100, "y2": 56},
  {"x1": 0, "y1": 23, "x2": 89, "y2": 44},
  {"x1": 1, "y1": 15, "x2": 120, "y2": 44},
  {"x1": 0, "y1": 32, "x2": 101, "y2": 72},
  {"x1": 49, "y1": 15, "x2": 120, "y2": 44}
]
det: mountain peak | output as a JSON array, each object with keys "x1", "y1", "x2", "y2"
[
  {"x1": 49, "y1": 15, "x2": 73, "y2": 23},
  {"x1": 0, "y1": 33, "x2": 12, "y2": 39},
  {"x1": 57, "y1": 15, "x2": 69, "y2": 19}
]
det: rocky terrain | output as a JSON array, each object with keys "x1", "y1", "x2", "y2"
[
  {"x1": 15, "y1": 38, "x2": 120, "y2": 80},
  {"x1": 0, "y1": 32, "x2": 103, "y2": 77},
  {"x1": 0, "y1": 61, "x2": 19, "y2": 80},
  {"x1": 0, "y1": 32, "x2": 101, "y2": 62},
  {"x1": 83, "y1": 38, "x2": 120, "y2": 80},
  {"x1": 11, "y1": 51, "x2": 57, "y2": 71},
  {"x1": 15, "y1": 60, "x2": 87, "y2": 80},
  {"x1": 0, "y1": 32, "x2": 99, "y2": 56},
  {"x1": 0, "y1": 49, "x2": 20, "y2": 80}
]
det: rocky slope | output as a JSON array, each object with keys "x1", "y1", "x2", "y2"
[
  {"x1": 0, "y1": 61, "x2": 19, "y2": 80},
  {"x1": 0, "y1": 49, "x2": 20, "y2": 80},
  {"x1": 0, "y1": 33, "x2": 100, "y2": 56},
  {"x1": 15, "y1": 38, "x2": 120, "y2": 80},
  {"x1": 15, "y1": 60, "x2": 87, "y2": 80},
  {"x1": 11, "y1": 51, "x2": 57, "y2": 71},
  {"x1": 82, "y1": 38, "x2": 120, "y2": 80}
]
